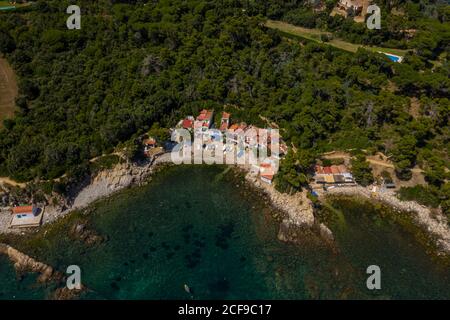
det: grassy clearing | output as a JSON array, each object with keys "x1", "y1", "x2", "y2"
[
  {"x1": 0, "y1": 58, "x2": 18, "y2": 127},
  {"x1": 266, "y1": 19, "x2": 408, "y2": 57}
]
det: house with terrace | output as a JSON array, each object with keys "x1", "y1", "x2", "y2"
[
  {"x1": 313, "y1": 165, "x2": 355, "y2": 187},
  {"x1": 10, "y1": 205, "x2": 44, "y2": 229}
]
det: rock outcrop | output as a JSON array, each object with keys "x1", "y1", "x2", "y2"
[
  {"x1": 319, "y1": 223, "x2": 334, "y2": 243},
  {"x1": 245, "y1": 171, "x2": 315, "y2": 227},
  {"x1": 70, "y1": 222, "x2": 106, "y2": 246},
  {"x1": 0, "y1": 243, "x2": 58, "y2": 283},
  {"x1": 51, "y1": 285, "x2": 87, "y2": 300}
]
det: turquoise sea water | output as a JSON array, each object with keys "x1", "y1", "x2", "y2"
[{"x1": 0, "y1": 165, "x2": 448, "y2": 299}]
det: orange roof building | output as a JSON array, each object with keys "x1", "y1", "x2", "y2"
[
  {"x1": 12, "y1": 206, "x2": 34, "y2": 214},
  {"x1": 182, "y1": 119, "x2": 193, "y2": 129},
  {"x1": 196, "y1": 109, "x2": 214, "y2": 129},
  {"x1": 330, "y1": 165, "x2": 341, "y2": 174}
]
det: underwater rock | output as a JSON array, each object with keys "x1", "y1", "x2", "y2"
[
  {"x1": 319, "y1": 223, "x2": 334, "y2": 242},
  {"x1": 70, "y1": 222, "x2": 105, "y2": 246},
  {"x1": 0, "y1": 243, "x2": 57, "y2": 283}
]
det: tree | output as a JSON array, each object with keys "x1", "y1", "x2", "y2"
[
  {"x1": 351, "y1": 155, "x2": 374, "y2": 187},
  {"x1": 0, "y1": 32, "x2": 15, "y2": 53},
  {"x1": 392, "y1": 135, "x2": 417, "y2": 181},
  {"x1": 275, "y1": 149, "x2": 315, "y2": 194}
]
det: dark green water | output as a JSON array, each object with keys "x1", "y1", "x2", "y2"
[{"x1": 0, "y1": 165, "x2": 449, "y2": 299}]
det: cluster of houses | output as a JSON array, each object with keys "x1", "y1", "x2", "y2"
[
  {"x1": 313, "y1": 165, "x2": 355, "y2": 186},
  {"x1": 174, "y1": 109, "x2": 287, "y2": 184},
  {"x1": 177, "y1": 109, "x2": 215, "y2": 132}
]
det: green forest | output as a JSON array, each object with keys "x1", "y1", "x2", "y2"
[{"x1": 0, "y1": 0, "x2": 448, "y2": 215}]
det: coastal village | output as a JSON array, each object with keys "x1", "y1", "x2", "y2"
[
  {"x1": 2, "y1": 102, "x2": 448, "y2": 271},
  {"x1": 170, "y1": 109, "x2": 288, "y2": 186},
  {"x1": 0, "y1": 107, "x2": 431, "y2": 233},
  {"x1": 0, "y1": 108, "x2": 447, "y2": 255}
]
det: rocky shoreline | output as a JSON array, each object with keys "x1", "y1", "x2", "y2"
[
  {"x1": 320, "y1": 186, "x2": 450, "y2": 254},
  {"x1": 1, "y1": 153, "x2": 320, "y2": 240},
  {"x1": 0, "y1": 153, "x2": 173, "y2": 235},
  {"x1": 0, "y1": 154, "x2": 173, "y2": 299},
  {"x1": 1, "y1": 153, "x2": 448, "y2": 257},
  {"x1": 0, "y1": 154, "x2": 449, "y2": 300},
  {"x1": 242, "y1": 170, "x2": 336, "y2": 246},
  {"x1": 245, "y1": 171, "x2": 315, "y2": 228},
  {"x1": 0, "y1": 243, "x2": 88, "y2": 299}
]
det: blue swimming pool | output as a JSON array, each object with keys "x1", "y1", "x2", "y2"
[{"x1": 384, "y1": 53, "x2": 402, "y2": 62}]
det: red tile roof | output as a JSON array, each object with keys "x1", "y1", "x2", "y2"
[
  {"x1": 323, "y1": 167, "x2": 333, "y2": 174},
  {"x1": 197, "y1": 109, "x2": 213, "y2": 121},
  {"x1": 331, "y1": 165, "x2": 340, "y2": 174},
  {"x1": 12, "y1": 206, "x2": 33, "y2": 214},
  {"x1": 143, "y1": 138, "x2": 156, "y2": 145},
  {"x1": 182, "y1": 119, "x2": 193, "y2": 129}
]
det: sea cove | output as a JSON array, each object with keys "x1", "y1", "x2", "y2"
[{"x1": 0, "y1": 165, "x2": 449, "y2": 299}]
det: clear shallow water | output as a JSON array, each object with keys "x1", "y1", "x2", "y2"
[
  {"x1": 0, "y1": 256, "x2": 48, "y2": 299},
  {"x1": 0, "y1": 165, "x2": 448, "y2": 299}
]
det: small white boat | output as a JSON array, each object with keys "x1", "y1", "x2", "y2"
[{"x1": 184, "y1": 284, "x2": 191, "y2": 294}]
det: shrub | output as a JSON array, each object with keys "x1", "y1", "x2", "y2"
[{"x1": 397, "y1": 186, "x2": 440, "y2": 208}]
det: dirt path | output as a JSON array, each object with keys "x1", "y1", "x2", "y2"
[
  {"x1": 0, "y1": 152, "x2": 129, "y2": 189},
  {"x1": 0, "y1": 177, "x2": 25, "y2": 188},
  {"x1": 266, "y1": 20, "x2": 408, "y2": 57},
  {"x1": 0, "y1": 57, "x2": 18, "y2": 126}
]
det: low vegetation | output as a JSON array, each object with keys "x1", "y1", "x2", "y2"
[
  {"x1": 398, "y1": 185, "x2": 443, "y2": 209},
  {"x1": 351, "y1": 155, "x2": 375, "y2": 187}
]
